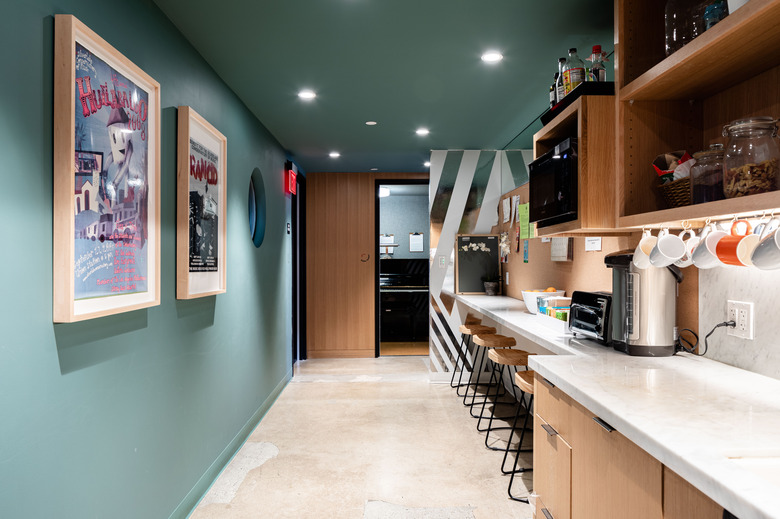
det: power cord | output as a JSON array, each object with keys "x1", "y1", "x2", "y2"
[{"x1": 675, "y1": 320, "x2": 735, "y2": 356}]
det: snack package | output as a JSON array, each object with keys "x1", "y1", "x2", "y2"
[{"x1": 652, "y1": 151, "x2": 695, "y2": 184}]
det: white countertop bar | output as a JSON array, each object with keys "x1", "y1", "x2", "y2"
[{"x1": 455, "y1": 293, "x2": 780, "y2": 519}]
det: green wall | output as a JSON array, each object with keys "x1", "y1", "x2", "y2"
[{"x1": 0, "y1": 0, "x2": 293, "y2": 517}]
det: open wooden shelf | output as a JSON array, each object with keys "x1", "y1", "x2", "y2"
[
  {"x1": 618, "y1": 191, "x2": 780, "y2": 229},
  {"x1": 619, "y1": 0, "x2": 780, "y2": 102},
  {"x1": 532, "y1": 96, "x2": 619, "y2": 237}
]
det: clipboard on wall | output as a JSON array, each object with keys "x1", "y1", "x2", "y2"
[
  {"x1": 409, "y1": 232, "x2": 424, "y2": 252},
  {"x1": 454, "y1": 234, "x2": 500, "y2": 295}
]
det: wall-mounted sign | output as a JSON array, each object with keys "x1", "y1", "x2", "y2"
[{"x1": 286, "y1": 168, "x2": 297, "y2": 195}]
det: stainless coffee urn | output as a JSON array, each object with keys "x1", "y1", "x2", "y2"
[{"x1": 604, "y1": 251, "x2": 683, "y2": 356}]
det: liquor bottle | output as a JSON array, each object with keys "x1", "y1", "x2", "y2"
[
  {"x1": 587, "y1": 45, "x2": 606, "y2": 82},
  {"x1": 550, "y1": 73, "x2": 559, "y2": 108},
  {"x1": 555, "y1": 57, "x2": 566, "y2": 102},
  {"x1": 562, "y1": 48, "x2": 585, "y2": 94}
]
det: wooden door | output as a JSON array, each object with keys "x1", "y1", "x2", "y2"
[
  {"x1": 571, "y1": 405, "x2": 663, "y2": 519},
  {"x1": 306, "y1": 172, "x2": 376, "y2": 358},
  {"x1": 663, "y1": 466, "x2": 723, "y2": 519},
  {"x1": 534, "y1": 413, "x2": 572, "y2": 519}
]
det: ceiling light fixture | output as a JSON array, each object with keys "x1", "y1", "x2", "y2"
[
  {"x1": 416, "y1": 128, "x2": 430, "y2": 136},
  {"x1": 424, "y1": 161, "x2": 431, "y2": 167},
  {"x1": 365, "y1": 121, "x2": 377, "y2": 126},
  {"x1": 378, "y1": 187, "x2": 390, "y2": 198},
  {"x1": 329, "y1": 151, "x2": 340, "y2": 158},
  {"x1": 298, "y1": 89, "x2": 316, "y2": 100},
  {"x1": 481, "y1": 51, "x2": 503, "y2": 63},
  {"x1": 371, "y1": 168, "x2": 378, "y2": 171}
]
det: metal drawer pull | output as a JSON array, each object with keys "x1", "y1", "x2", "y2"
[
  {"x1": 541, "y1": 423, "x2": 558, "y2": 437},
  {"x1": 540, "y1": 376, "x2": 556, "y2": 388},
  {"x1": 593, "y1": 416, "x2": 615, "y2": 432},
  {"x1": 542, "y1": 508, "x2": 554, "y2": 519}
]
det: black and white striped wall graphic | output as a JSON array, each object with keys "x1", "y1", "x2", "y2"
[{"x1": 427, "y1": 150, "x2": 531, "y2": 380}]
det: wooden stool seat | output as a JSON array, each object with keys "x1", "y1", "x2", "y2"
[
  {"x1": 488, "y1": 348, "x2": 534, "y2": 367},
  {"x1": 514, "y1": 370, "x2": 535, "y2": 394},
  {"x1": 473, "y1": 334, "x2": 516, "y2": 348},
  {"x1": 458, "y1": 324, "x2": 496, "y2": 335},
  {"x1": 464, "y1": 314, "x2": 482, "y2": 325}
]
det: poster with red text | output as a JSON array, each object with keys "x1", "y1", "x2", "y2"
[{"x1": 72, "y1": 41, "x2": 150, "y2": 301}]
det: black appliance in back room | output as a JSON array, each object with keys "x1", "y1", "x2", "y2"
[{"x1": 379, "y1": 259, "x2": 429, "y2": 342}]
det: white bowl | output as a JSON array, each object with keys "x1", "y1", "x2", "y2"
[{"x1": 521, "y1": 289, "x2": 565, "y2": 314}]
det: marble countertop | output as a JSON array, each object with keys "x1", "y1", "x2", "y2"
[{"x1": 456, "y1": 294, "x2": 780, "y2": 519}]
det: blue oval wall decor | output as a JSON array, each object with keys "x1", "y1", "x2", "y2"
[{"x1": 249, "y1": 168, "x2": 266, "y2": 248}]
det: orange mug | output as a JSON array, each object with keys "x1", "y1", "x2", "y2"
[{"x1": 716, "y1": 220, "x2": 760, "y2": 266}]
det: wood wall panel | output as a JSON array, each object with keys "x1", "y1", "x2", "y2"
[{"x1": 306, "y1": 171, "x2": 427, "y2": 358}]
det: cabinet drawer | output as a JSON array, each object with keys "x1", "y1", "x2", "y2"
[
  {"x1": 534, "y1": 372, "x2": 574, "y2": 439},
  {"x1": 534, "y1": 413, "x2": 572, "y2": 519}
]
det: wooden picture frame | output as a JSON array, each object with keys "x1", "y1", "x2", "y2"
[
  {"x1": 454, "y1": 234, "x2": 500, "y2": 295},
  {"x1": 176, "y1": 107, "x2": 227, "y2": 299},
  {"x1": 53, "y1": 15, "x2": 161, "y2": 322}
]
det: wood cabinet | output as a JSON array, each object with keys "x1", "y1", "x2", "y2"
[
  {"x1": 534, "y1": 373, "x2": 725, "y2": 519},
  {"x1": 615, "y1": 0, "x2": 780, "y2": 229},
  {"x1": 570, "y1": 398, "x2": 662, "y2": 519},
  {"x1": 534, "y1": 375, "x2": 574, "y2": 519},
  {"x1": 663, "y1": 466, "x2": 723, "y2": 519},
  {"x1": 533, "y1": 96, "x2": 617, "y2": 236}
]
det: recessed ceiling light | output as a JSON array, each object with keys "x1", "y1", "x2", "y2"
[
  {"x1": 424, "y1": 161, "x2": 431, "y2": 167},
  {"x1": 366, "y1": 121, "x2": 378, "y2": 126},
  {"x1": 329, "y1": 151, "x2": 340, "y2": 158},
  {"x1": 298, "y1": 89, "x2": 316, "y2": 100},
  {"x1": 371, "y1": 168, "x2": 378, "y2": 171},
  {"x1": 416, "y1": 128, "x2": 430, "y2": 136},
  {"x1": 481, "y1": 51, "x2": 503, "y2": 63}
]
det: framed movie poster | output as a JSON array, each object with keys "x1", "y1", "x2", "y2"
[
  {"x1": 176, "y1": 107, "x2": 227, "y2": 299},
  {"x1": 53, "y1": 15, "x2": 161, "y2": 322}
]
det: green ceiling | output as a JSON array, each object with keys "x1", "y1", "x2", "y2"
[{"x1": 153, "y1": 0, "x2": 614, "y2": 173}]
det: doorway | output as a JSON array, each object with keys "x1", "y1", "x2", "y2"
[
  {"x1": 291, "y1": 170, "x2": 306, "y2": 366},
  {"x1": 375, "y1": 180, "x2": 430, "y2": 357}
]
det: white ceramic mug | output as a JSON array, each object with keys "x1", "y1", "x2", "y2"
[
  {"x1": 633, "y1": 230, "x2": 657, "y2": 269},
  {"x1": 754, "y1": 216, "x2": 780, "y2": 240},
  {"x1": 751, "y1": 227, "x2": 780, "y2": 270},
  {"x1": 650, "y1": 228, "x2": 687, "y2": 267},
  {"x1": 692, "y1": 223, "x2": 727, "y2": 269},
  {"x1": 674, "y1": 229, "x2": 699, "y2": 268}
]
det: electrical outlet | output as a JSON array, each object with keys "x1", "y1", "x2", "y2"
[{"x1": 727, "y1": 300, "x2": 754, "y2": 340}]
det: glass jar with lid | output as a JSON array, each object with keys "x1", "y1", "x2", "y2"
[
  {"x1": 690, "y1": 143, "x2": 725, "y2": 204},
  {"x1": 722, "y1": 116, "x2": 780, "y2": 198}
]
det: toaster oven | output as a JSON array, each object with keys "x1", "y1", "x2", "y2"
[{"x1": 568, "y1": 291, "x2": 612, "y2": 344}]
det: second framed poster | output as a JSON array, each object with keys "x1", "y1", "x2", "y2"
[{"x1": 177, "y1": 106, "x2": 227, "y2": 299}]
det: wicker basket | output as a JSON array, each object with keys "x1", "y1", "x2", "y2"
[{"x1": 659, "y1": 177, "x2": 692, "y2": 208}]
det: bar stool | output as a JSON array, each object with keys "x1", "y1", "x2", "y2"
[
  {"x1": 478, "y1": 348, "x2": 534, "y2": 451},
  {"x1": 466, "y1": 333, "x2": 517, "y2": 419},
  {"x1": 506, "y1": 370, "x2": 535, "y2": 503},
  {"x1": 449, "y1": 315, "x2": 483, "y2": 389},
  {"x1": 452, "y1": 323, "x2": 496, "y2": 397}
]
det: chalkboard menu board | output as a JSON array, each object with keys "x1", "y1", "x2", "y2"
[{"x1": 455, "y1": 234, "x2": 500, "y2": 294}]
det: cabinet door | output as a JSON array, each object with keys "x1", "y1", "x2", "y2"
[
  {"x1": 663, "y1": 466, "x2": 723, "y2": 519},
  {"x1": 571, "y1": 405, "x2": 662, "y2": 519},
  {"x1": 534, "y1": 413, "x2": 572, "y2": 519}
]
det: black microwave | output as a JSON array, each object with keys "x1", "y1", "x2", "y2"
[{"x1": 528, "y1": 137, "x2": 578, "y2": 228}]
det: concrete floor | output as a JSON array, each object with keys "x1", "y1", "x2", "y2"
[{"x1": 191, "y1": 357, "x2": 533, "y2": 519}]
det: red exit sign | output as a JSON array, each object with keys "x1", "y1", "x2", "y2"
[{"x1": 286, "y1": 168, "x2": 297, "y2": 195}]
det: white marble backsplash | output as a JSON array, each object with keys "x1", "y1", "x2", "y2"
[{"x1": 699, "y1": 266, "x2": 780, "y2": 380}]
